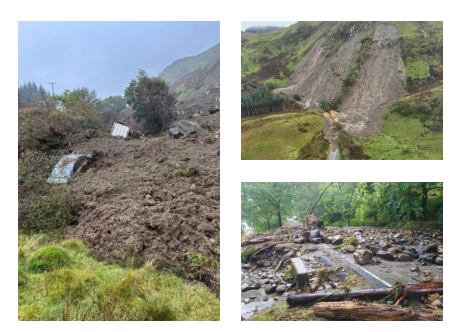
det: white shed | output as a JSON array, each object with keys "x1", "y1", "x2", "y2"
[{"x1": 110, "y1": 121, "x2": 130, "y2": 138}]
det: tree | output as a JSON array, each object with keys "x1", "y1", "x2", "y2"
[
  {"x1": 242, "y1": 183, "x2": 295, "y2": 232},
  {"x1": 97, "y1": 95, "x2": 128, "y2": 114},
  {"x1": 124, "y1": 70, "x2": 175, "y2": 135}
]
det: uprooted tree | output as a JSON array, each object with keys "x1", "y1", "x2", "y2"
[{"x1": 124, "y1": 69, "x2": 176, "y2": 135}]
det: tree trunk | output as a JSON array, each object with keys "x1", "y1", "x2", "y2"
[
  {"x1": 287, "y1": 283, "x2": 443, "y2": 306},
  {"x1": 422, "y1": 182, "x2": 428, "y2": 221},
  {"x1": 277, "y1": 207, "x2": 282, "y2": 228},
  {"x1": 313, "y1": 301, "x2": 443, "y2": 321}
]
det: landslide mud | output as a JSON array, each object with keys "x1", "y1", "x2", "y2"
[{"x1": 64, "y1": 120, "x2": 220, "y2": 295}]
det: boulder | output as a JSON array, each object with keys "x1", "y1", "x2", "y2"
[
  {"x1": 257, "y1": 260, "x2": 270, "y2": 267},
  {"x1": 276, "y1": 285, "x2": 287, "y2": 294},
  {"x1": 209, "y1": 105, "x2": 220, "y2": 114},
  {"x1": 174, "y1": 120, "x2": 204, "y2": 137},
  {"x1": 264, "y1": 284, "x2": 277, "y2": 294},
  {"x1": 435, "y1": 256, "x2": 443, "y2": 265},
  {"x1": 353, "y1": 249, "x2": 373, "y2": 265},
  {"x1": 310, "y1": 237, "x2": 322, "y2": 244},
  {"x1": 343, "y1": 245, "x2": 356, "y2": 253},
  {"x1": 368, "y1": 246, "x2": 381, "y2": 255},
  {"x1": 241, "y1": 284, "x2": 255, "y2": 292},
  {"x1": 418, "y1": 254, "x2": 436, "y2": 264},
  {"x1": 306, "y1": 212, "x2": 324, "y2": 229},
  {"x1": 332, "y1": 235, "x2": 346, "y2": 246},
  {"x1": 397, "y1": 254, "x2": 413, "y2": 262},
  {"x1": 309, "y1": 230, "x2": 321, "y2": 241},
  {"x1": 377, "y1": 250, "x2": 394, "y2": 261},
  {"x1": 387, "y1": 247, "x2": 397, "y2": 255}
]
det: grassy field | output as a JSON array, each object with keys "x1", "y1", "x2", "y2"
[
  {"x1": 360, "y1": 87, "x2": 443, "y2": 160},
  {"x1": 241, "y1": 111, "x2": 328, "y2": 160},
  {"x1": 18, "y1": 235, "x2": 220, "y2": 321}
]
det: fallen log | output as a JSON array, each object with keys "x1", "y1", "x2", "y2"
[
  {"x1": 241, "y1": 236, "x2": 275, "y2": 247},
  {"x1": 313, "y1": 301, "x2": 443, "y2": 321},
  {"x1": 287, "y1": 283, "x2": 443, "y2": 306}
]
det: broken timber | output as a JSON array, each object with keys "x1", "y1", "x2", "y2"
[
  {"x1": 241, "y1": 236, "x2": 275, "y2": 247},
  {"x1": 313, "y1": 301, "x2": 443, "y2": 321},
  {"x1": 287, "y1": 283, "x2": 443, "y2": 306}
]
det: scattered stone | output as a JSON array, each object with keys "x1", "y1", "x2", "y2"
[
  {"x1": 309, "y1": 230, "x2": 321, "y2": 241},
  {"x1": 431, "y1": 299, "x2": 443, "y2": 308},
  {"x1": 377, "y1": 251, "x2": 394, "y2": 261},
  {"x1": 397, "y1": 254, "x2": 413, "y2": 262},
  {"x1": 241, "y1": 284, "x2": 255, "y2": 292},
  {"x1": 332, "y1": 235, "x2": 346, "y2": 245},
  {"x1": 261, "y1": 279, "x2": 270, "y2": 285},
  {"x1": 368, "y1": 246, "x2": 381, "y2": 255},
  {"x1": 353, "y1": 249, "x2": 373, "y2": 265},
  {"x1": 427, "y1": 293, "x2": 439, "y2": 303},
  {"x1": 257, "y1": 260, "x2": 270, "y2": 267},
  {"x1": 421, "y1": 275, "x2": 432, "y2": 283},
  {"x1": 308, "y1": 246, "x2": 318, "y2": 251},
  {"x1": 387, "y1": 247, "x2": 397, "y2": 255},
  {"x1": 409, "y1": 265, "x2": 420, "y2": 272},
  {"x1": 310, "y1": 237, "x2": 322, "y2": 244},
  {"x1": 419, "y1": 254, "x2": 436, "y2": 264},
  {"x1": 276, "y1": 285, "x2": 287, "y2": 294},
  {"x1": 343, "y1": 245, "x2": 356, "y2": 253},
  {"x1": 241, "y1": 263, "x2": 252, "y2": 270},
  {"x1": 243, "y1": 298, "x2": 251, "y2": 304},
  {"x1": 264, "y1": 284, "x2": 277, "y2": 294},
  {"x1": 435, "y1": 257, "x2": 443, "y2": 265}
]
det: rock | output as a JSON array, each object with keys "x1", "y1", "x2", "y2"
[
  {"x1": 261, "y1": 279, "x2": 270, "y2": 285},
  {"x1": 409, "y1": 265, "x2": 420, "y2": 272},
  {"x1": 257, "y1": 260, "x2": 270, "y2": 267},
  {"x1": 293, "y1": 237, "x2": 305, "y2": 244},
  {"x1": 402, "y1": 299, "x2": 408, "y2": 306},
  {"x1": 427, "y1": 293, "x2": 439, "y2": 302},
  {"x1": 309, "y1": 230, "x2": 321, "y2": 241},
  {"x1": 241, "y1": 263, "x2": 252, "y2": 270},
  {"x1": 343, "y1": 245, "x2": 356, "y2": 253},
  {"x1": 431, "y1": 299, "x2": 443, "y2": 308},
  {"x1": 276, "y1": 285, "x2": 287, "y2": 294},
  {"x1": 254, "y1": 282, "x2": 262, "y2": 289},
  {"x1": 308, "y1": 246, "x2": 318, "y2": 251},
  {"x1": 368, "y1": 246, "x2": 381, "y2": 255},
  {"x1": 418, "y1": 254, "x2": 436, "y2": 264},
  {"x1": 435, "y1": 257, "x2": 443, "y2": 265},
  {"x1": 353, "y1": 249, "x2": 373, "y2": 265},
  {"x1": 421, "y1": 275, "x2": 432, "y2": 283},
  {"x1": 306, "y1": 212, "x2": 324, "y2": 229},
  {"x1": 264, "y1": 284, "x2": 277, "y2": 294},
  {"x1": 209, "y1": 105, "x2": 220, "y2": 114},
  {"x1": 377, "y1": 240, "x2": 388, "y2": 249},
  {"x1": 397, "y1": 254, "x2": 413, "y2": 262},
  {"x1": 416, "y1": 244, "x2": 425, "y2": 254},
  {"x1": 241, "y1": 284, "x2": 255, "y2": 292},
  {"x1": 387, "y1": 247, "x2": 397, "y2": 255},
  {"x1": 310, "y1": 237, "x2": 322, "y2": 244},
  {"x1": 174, "y1": 120, "x2": 204, "y2": 137},
  {"x1": 377, "y1": 250, "x2": 394, "y2": 261},
  {"x1": 387, "y1": 300, "x2": 394, "y2": 305},
  {"x1": 332, "y1": 235, "x2": 346, "y2": 245},
  {"x1": 243, "y1": 298, "x2": 251, "y2": 304},
  {"x1": 426, "y1": 243, "x2": 438, "y2": 253}
]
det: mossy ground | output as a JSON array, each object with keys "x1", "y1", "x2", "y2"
[
  {"x1": 18, "y1": 235, "x2": 220, "y2": 321},
  {"x1": 241, "y1": 111, "x2": 327, "y2": 160}
]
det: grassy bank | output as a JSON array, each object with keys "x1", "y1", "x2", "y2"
[
  {"x1": 241, "y1": 111, "x2": 327, "y2": 160},
  {"x1": 18, "y1": 235, "x2": 220, "y2": 321}
]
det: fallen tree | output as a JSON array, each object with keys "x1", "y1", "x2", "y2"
[
  {"x1": 313, "y1": 301, "x2": 443, "y2": 321},
  {"x1": 241, "y1": 236, "x2": 275, "y2": 247},
  {"x1": 287, "y1": 283, "x2": 443, "y2": 306}
]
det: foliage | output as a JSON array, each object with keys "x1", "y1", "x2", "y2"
[
  {"x1": 18, "y1": 82, "x2": 52, "y2": 109},
  {"x1": 19, "y1": 187, "x2": 76, "y2": 234},
  {"x1": 319, "y1": 98, "x2": 329, "y2": 112},
  {"x1": 241, "y1": 86, "x2": 285, "y2": 115},
  {"x1": 18, "y1": 235, "x2": 220, "y2": 321},
  {"x1": 96, "y1": 95, "x2": 127, "y2": 114},
  {"x1": 124, "y1": 70, "x2": 175, "y2": 135},
  {"x1": 241, "y1": 245, "x2": 258, "y2": 264},
  {"x1": 28, "y1": 246, "x2": 71, "y2": 272}
]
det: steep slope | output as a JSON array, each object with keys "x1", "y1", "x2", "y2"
[{"x1": 160, "y1": 43, "x2": 220, "y2": 87}]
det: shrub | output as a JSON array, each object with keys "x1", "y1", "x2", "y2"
[
  {"x1": 241, "y1": 245, "x2": 258, "y2": 263},
  {"x1": 320, "y1": 98, "x2": 329, "y2": 112},
  {"x1": 293, "y1": 93, "x2": 301, "y2": 101},
  {"x1": 19, "y1": 188, "x2": 76, "y2": 234},
  {"x1": 28, "y1": 246, "x2": 71, "y2": 272}
]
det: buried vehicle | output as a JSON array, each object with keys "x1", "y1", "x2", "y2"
[{"x1": 47, "y1": 153, "x2": 96, "y2": 184}]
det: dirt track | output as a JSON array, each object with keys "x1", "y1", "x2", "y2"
[{"x1": 64, "y1": 115, "x2": 220, "y2": 295}]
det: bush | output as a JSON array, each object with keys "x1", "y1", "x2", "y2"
[
  {"x1": 293, "y1": 93, "x2": 301, "y2": 101},
  {"x1": 320, "y1": 98, "x2": 329, "y2": 112},
  {"x1": 28, "y1": 246, "x2": 71, "y2": 272},
  {"x1": 19, "y1": 188, "x2": 76, "y2": 234},
  {"x1": 241, "y1": 245, "x2": 258, "y2": 263}
]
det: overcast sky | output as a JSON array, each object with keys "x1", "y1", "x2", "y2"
[
  {"x1": 18, "y1": 21, "x2": 220, "y2": 98},
  {"x1": 241, "y1": 21, "x2": 298, "y2": 31}
]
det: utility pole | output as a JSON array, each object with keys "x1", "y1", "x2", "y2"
[{"x1": 48, "y1": 82, "x2": 56, "y2": 96}]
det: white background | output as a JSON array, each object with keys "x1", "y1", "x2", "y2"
[{"x1": 4, "y1": 0, "x2": 453, "y2": 328}]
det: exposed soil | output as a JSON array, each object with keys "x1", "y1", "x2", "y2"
[
  {"x1": 339, "y1": 24, "x2": 407, "y2": 137},
  {"x1": 274, "y1": 33, "x2": 364, "y2": 107},
  {"x1": 64, "y1": 114, "x2": 220, "y2": 295}
]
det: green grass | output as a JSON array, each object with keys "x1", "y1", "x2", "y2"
[
  {"x1": 406, "y1": 59, "x2": 430, "y2": 80},
  {"x1": 250, "y1": 303, "x2": 323, "y2": 321},
  {"x1": 241, "y1": 111, "x2": 327, "y2": 160},
  {"x1": 360, "y1": 87, "x2": 443, "y2": 160},
  {"x1": 18, "y1": 235, "x2": 220, "y2": 321}
]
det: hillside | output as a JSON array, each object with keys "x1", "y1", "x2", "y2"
[
  {"x1": 241, "y1": 22, "x2": 443, "y2": 159},
  {"x1": 160, "y1": 43, "x2": 220, "y2": 87}
]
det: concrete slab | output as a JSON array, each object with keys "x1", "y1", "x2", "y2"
[{"x1": 291, "y1": 257, "x2": 309, "y2": 290}]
